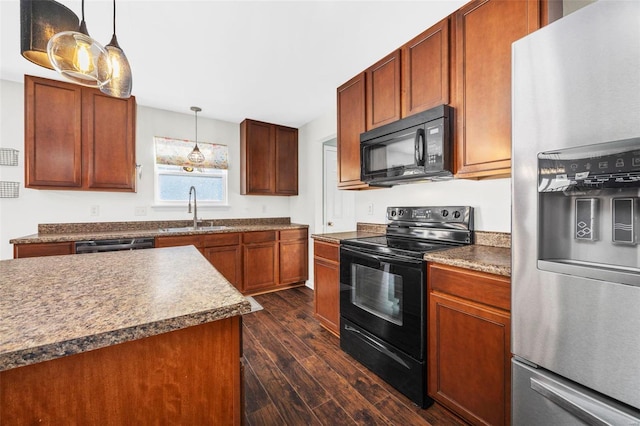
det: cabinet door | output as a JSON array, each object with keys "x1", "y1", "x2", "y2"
[
  {"x1": 13, "y1": 242, "x2": 74, "y2": 259},
  {"x1": 241, "y1": 119, "x2": 274, "y2": 194},
  {"x1": 243, "y1": 242, "x2": 278, "y2": 293},
  {"x1": 25, "y1": 75, "x2": 82, "y2": 188},
  {"x1": 337, "y1": 72, "x2": 368, "y2": 189},
  {"x1": 453, "y1": 0, "x2": 543, "y2": 178},
  {"x1": 83, "y1": 90, "x2": 136, "y2": 191},
  {"x1": 401, "y1": 18, "x2": 449, "y2": 118},
  {"x1": 429, "y1": 292, "x2": 511, "y2": 426},
  {"x1": 205, "y1": 245, "x2": 242, "y2": 291},
  {"x1": 275, "y1": 126, "x2": 298, "y2": 195},
  {"x1": 279, "y1": 238, "x2": 308, "y2": 285},
  {"x1": 313, "y1": 241, "x2": 340, "y2": 336},
  {"x1": 366, "y1": 50, "x2": 401, "y2": 130}
]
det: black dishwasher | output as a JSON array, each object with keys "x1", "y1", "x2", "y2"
[{"x1": 75, "y1": 238, "x2": 155, "y2": 254}]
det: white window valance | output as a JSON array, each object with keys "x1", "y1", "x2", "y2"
[{"x1": 154, "y1": 136, "x2": 228, "y2": 169}]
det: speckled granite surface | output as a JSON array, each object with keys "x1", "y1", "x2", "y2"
[
  {"x1": 475, "y1": 231, "x2": 510, "y2": 248},
  {"x1": 311, "y1": 231, "x2": 384, "y2": 244},
  {"x1": 424, "y1": 245, "x2": 511, "y2": 277},
  {"x1": 10, "y1": 219, "x2": 308, "y2": 244},
  {"x1": 0, "y1": 246, "x2": 251, "y2": 372}
]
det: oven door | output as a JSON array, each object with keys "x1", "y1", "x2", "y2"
[{"x1": 340, "y1": 245, "x2": 425, "y2": 360}]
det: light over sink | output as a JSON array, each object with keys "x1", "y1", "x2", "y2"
[{"x1": 158, "y1": 225, "x2": 228, "y2": 233}]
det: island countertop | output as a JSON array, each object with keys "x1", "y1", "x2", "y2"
[{"x1": 0, "y1": 245, "x2": 251, "y2": 372}]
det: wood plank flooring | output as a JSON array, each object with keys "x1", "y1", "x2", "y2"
[{"x1": 242, "y1": 286, "x2": 468, "y2": 425}]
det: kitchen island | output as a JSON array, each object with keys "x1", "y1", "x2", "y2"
[{"x1": 0, "y1": 246, "x2": 250, "y2": 425}]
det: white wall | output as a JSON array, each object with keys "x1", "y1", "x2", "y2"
[{"x1": 0, "y1": 79, "x2": 292, "y2": 259}]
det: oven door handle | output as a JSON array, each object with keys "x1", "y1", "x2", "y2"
[
  {"x1": 344, "y1": 324, "x2": 410, "y2": 369},
  {"x1": 340, "y1": 246, "x2": 423, "y2": 267}
]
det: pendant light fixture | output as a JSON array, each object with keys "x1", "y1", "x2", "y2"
[
  {"x1": 100, "y1": 0, "x2": 132, "y2": 98},
  {"x1": 188, "y1": 106, "x2": 205, "y2": 165},
  {"x1": 46, "y1": 0, "x2": 112, "y2": 88},
  {"x1": 20, "y1": 0, "x2": 79, "y2": 70}
]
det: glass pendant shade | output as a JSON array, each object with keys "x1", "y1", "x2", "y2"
[
  {"x1": 47, "y1": 0, "x2": 111, "y2": 88},
  {"x1": 100, "y1": 35, "x2": 132, "y2": 98},
  {"x1": 188, "y1": 145, "x2": 205, "y2": 164},
  {"x1": 100, "y1": 0, "x2": 132, "y2": 98},
  {"x1": 188, "y1": 106, "x2": 205, "y2": 164},
  {"x1": 20, "y1": 0, "x2": 79, "y2": 70}
]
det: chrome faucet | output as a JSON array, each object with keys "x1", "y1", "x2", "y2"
[{"x1": 187, "y1": 186, "x2": 199, "y2": 228}]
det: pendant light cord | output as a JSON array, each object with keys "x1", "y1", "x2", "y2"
[{"x1": 112, "y1": 0, "x2": 116, "y2": 35}]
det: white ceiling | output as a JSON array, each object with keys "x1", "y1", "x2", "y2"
[{"x1": 1, "y1": 0, "x2": 466, "y2": 127}]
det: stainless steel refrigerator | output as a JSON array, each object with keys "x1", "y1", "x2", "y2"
[{"x1": 511, "y1": 1, "x2": 640, "y2": 424}]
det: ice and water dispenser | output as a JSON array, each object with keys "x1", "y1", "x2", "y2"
[{"x1": 537, "y1": 137, "x2": 640, "y2": 286}]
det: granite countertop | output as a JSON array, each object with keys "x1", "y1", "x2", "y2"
[
  {"x1": 424, "y1": 245, "x2": 511, "y2": 277},
  {"x1": 10, "y1": 219, "x2": 308, "y2": 245},
  {"x1": 0, "y1": 245, "x2": 251, "y2": 372},
  {"x1": 311, "y1": 230, "x2": 383, "y2": 244}
]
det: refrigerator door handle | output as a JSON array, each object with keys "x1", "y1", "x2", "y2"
[{"x1": 530, "y1": 377, "x2": 630, "y2": 426}]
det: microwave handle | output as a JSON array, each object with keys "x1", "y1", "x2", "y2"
[{"x1": 415, "y1": 128, "x2": 425, "y2": 166}]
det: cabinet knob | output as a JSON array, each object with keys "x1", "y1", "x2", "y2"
[{"x1": 327, "y1": 222, "x2": 334, "y2": 227}]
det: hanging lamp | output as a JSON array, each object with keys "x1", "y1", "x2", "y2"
[
  {"x1": 47, "y1": 0, "x2": 112, "y2": 88},
  {"x1": 20, "y1": 0, "x2": 79, "y2": 70},
  {"x1": 188, "y1": 107, "x2": 205, "y2": 164},
  {"x1": 100, "y1": 0, "x2": 132, "y2": 98}
]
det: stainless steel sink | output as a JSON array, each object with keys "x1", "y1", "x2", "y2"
[{"x1": 158, "y1": 225, "x2": 228, "y2": 233}]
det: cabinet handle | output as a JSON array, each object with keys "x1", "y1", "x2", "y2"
[
  {"x1": 530, "y1": 377, "x2": 629, "y2": 425},
  {"x1": 136, "y1": 164, "x2": 143, "y2": 180}
]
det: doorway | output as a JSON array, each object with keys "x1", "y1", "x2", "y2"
[{"x1": 323, "y1": 141, "x2": 355, "y2": 233}]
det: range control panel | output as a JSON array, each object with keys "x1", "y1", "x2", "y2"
[{"x1": 387, "y1": 206, "x2": 473, "y2": 224}]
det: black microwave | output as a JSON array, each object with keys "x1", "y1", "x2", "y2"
[{"x1": 360, "y1": 105, "x2": 453, "y2": 186}]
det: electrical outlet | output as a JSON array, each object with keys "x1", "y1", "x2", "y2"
[
  {"x1": 90, "y1": 205, "x2": 100, "y2": 217},
  {"x1": 262, "y1": 204, "x2": 267, "y2": 213},
  {"x1": 367, "y1": 203, "x2": 374, "y2": 215},
  {"x1": 134, "y1": 206, "x2": 147, "y2": 216}
]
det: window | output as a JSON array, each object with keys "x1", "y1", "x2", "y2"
[{"x1": 154, "y1": 136, "x2": 228, "y2": 206}]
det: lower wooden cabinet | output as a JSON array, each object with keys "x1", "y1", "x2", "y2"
[
  {"x1": 13, "y1": 242, "x2": 74, "y2": 258},
  {"x1": 279, "y1": 229, "x2": 308, "y2": 285},
  {"x1": 313, "y1": 240, "x2": 340, "y2": 336},
  {"x1": 203, "y1": 233, "x2": 242, "y2": 292},
  {"x1": 243, "y1": 231, "x2": 278, "y2": 294},
  {"x1": 428, "y1": 262, "x2": 511, "y2": 426}
]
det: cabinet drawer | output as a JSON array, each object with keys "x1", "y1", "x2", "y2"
[
  {"x1": 313, "y1": 241, "x2": 339, "y2": 262},
  {"x1": 428, "y1": 263, "x2": 510, "y2": 311},
  {"x1": 242, "y1": 231, "x2": 276, "y2": 244},
  {"x1": 280, "y1": 228, "x2": 307, "y2": 241},
  {"x1": 14, "y1": 242, "x2": 74, "y2": 258},
  {"x1": 203, "y1": 232, "x2": 240, "y2": 247},
  {"x1": 155, "y1": 235, "x2": 203, "y2": 248}
]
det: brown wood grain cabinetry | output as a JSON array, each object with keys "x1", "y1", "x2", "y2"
[
  {"x1": 203, "y1": 233, "x2": 242, "y2": 292},
  {"x1": 337, "y1": 72, "x2": 368, "y2": 189},
  {"x1": 452, "y1": 0, "x2": 548, "y2": 178},
  {"x1": 279, "y1": 229, "x2": 308, "y2": 285},
  {"x1": 313, "y1": 240, "x2": 340, "y2": 336},
  {"x1": 13, "y1": 242, "x2": 74, "y2": 258},
  {"x1": 155, "y1": 235, "x2": 203, "y2": 252},
  {"x1": 428, "y1": 262, "x2": 511, "y2": 426},
  {"x1": 242, "y1": 231, "x2": 278, "y2": 293},
  {"x1": 24, "y1": 75, "x2": 136, "y2": 191},
  {"x1": 1, "y1": 317, "x2": 242, "y2": 425},
  {"x1": 240, "y1": 119, "x2": 298, "y2": 196},
  {"x1": 366, "y1": 50, "x2": 401, "y2": 130},
  {"x1": 401, "y1": 17, "x2": 450, "y2": 117}
]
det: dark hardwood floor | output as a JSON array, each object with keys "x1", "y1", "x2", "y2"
[{"x1": 242, "y1": 286, "x2": 467, "y2": 425}]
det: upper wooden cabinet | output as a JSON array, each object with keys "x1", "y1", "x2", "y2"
[
  {"x1": 337, "y1": 72, "x2": 368, "y2": 189},
  {"x1": 452, "y1": 0, "x2": 549, "y2": 179},
  {"x1": 366, "y1": 50, "x2": 401, "y2": 130},
  {"x1": 24, "y1": 75, "x2": 136, "y2": 192},
  {"x1": 401, "y1": 17, "x2": 450, "y2": 117},
  {"x1": 240, "y1": 118, "x2": 298, "y2": 196}
]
